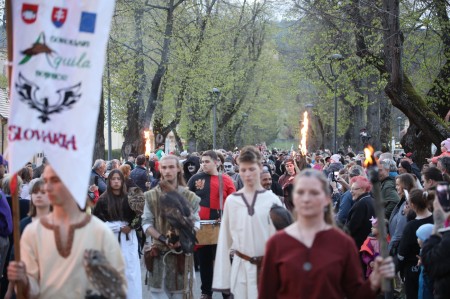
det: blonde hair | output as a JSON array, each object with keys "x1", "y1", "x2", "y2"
[
  {"x1": 119, "y1": 164, "x2": 131, "y2": 180},
  {"x1": 160, "y1": 155, "x2": 186, "y2": 186},
  {"x1": 296, "y1": 169, "x2": 335, "y2": 226}
]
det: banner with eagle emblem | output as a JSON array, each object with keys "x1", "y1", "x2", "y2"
[{"x1": 8, "y1": 0, "x2": 115, "y2": 208}]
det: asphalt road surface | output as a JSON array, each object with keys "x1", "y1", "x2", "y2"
[{"x1": 141, "y1": 261, "x2": 222, "y2": 298}]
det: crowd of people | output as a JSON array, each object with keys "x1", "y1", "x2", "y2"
[{"x1": 0, "y1": 137, "x2": 448, "y2": 298}]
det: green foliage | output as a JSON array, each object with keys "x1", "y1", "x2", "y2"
[
  {"x1": 0, "y1": 74, "x2": 7, "y2": 89},
  {"x1": 103, "y1": 0, "x2": 449, "y2": 151},
  {"x1": 104, "y1": 149, "x2": 122, "y2": 160}
]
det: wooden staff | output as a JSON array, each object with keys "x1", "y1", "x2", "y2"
[
  {"x1": 10, "y1": 174, "x2": 24, "y2": 298},
  {"x1": 6, "y1": 1, "x2": 25, "y2": 298},
  {"x1": 367, "y1": 163, "x2": 392, "y2": 295}
]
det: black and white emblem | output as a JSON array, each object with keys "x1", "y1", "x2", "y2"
[{"x1": 15, "y1": 72, "x2": 82, "y2": 123}]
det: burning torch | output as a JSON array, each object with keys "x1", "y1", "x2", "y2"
[
  {"x1": 364, "y1": 145, "x2": 392, "y2": 293},
  {"x1": 300, "y1": 111, "x2": 308, "y2": 156}
]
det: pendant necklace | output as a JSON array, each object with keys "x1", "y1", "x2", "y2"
[{"x1": 299, "y1": 223, "x2": 327, "y2": 272}]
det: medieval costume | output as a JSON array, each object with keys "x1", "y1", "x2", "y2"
[
  {"x1": 93, "y1": 192, "x2": 141, "y2": 299},
  {"x1": 142, "y1": 185, "x2": 200, "y2": 298},
  {"x1": 259, "y1": 228, "x2": 379, "y2": 299},
  {"x1": 20, "y1": 215, "x2": 125, "y2": 299},
  {"x1": 187, "y1": 172, "x2": 235, "y2": 297},
  {"x1": 212, "y1": 190, "x2": 282, "y2": 298}
]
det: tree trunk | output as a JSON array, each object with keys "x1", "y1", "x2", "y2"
[
  {"x1": 172, "y1": 128, "x2": 184, "y2": 152},
  {"x1": 347, "y1": 0, "x2": 449, "y2": 164},
  {"x1": 401, "y1": 124, "x2": 430, "y2": 169},
  {"x1": 154, "y1": 0, "x2": 218, "y2": 144},
  {"x1": 379, "y1": 95, "x2": 392, "y2": 151},
  {"x1": 93, "y1": 92, "x2": 105, "y2": 162},
  {"x1": 121, "y1": 5, "x2": 146, "y2": 158},
  {"x1": 309, "y1": 112, "x2": 325, "y2": 151},
  {"x1": 143, "y1": 0, "x2": 183, "y2": 130},
  {"x1": 366, "y1": 97, "x2": 380, "y2": 150}
]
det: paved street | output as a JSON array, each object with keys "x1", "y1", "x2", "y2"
[{"x1": 141, "y1": 261, "x2": 221, "y2": 298}]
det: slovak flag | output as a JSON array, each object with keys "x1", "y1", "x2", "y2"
[{"x1": 52, "y1": 7, "x2": 67, "y2": 28}]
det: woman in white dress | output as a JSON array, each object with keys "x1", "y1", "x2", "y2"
[
  {"x1": 93, "y1": 169, "x2": 142, "y2": 299},
  {"x1": 212, "y1": 146, "x2": 284, "y2": 298}
]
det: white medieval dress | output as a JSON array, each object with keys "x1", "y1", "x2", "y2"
[
  {"x1": 20, "y1": 215, "x2": 126, "y2": 298},
  {"x1": 93, "y1": 193, "x2": 142, "y2": 299},
  {"x1": 212, "y1": 190, "x2": 282, "y2": 298},
  {"x1": 105, "y1": 221, "x2": 142, "y2": 299}
]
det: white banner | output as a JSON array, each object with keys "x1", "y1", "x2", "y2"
[{"x1": 8, "y1": 0, "x2": 115, "y2": 208}]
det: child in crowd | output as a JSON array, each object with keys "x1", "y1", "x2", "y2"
[
  {"x1": 416, "y1": 223, "x2": 434, "y2": 299},
  {"x1": 360, "y1": 217, "x2": 381, "y2": 278}
]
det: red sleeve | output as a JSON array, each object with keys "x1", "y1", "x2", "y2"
[
  {"x1": 223, "y1": 175, "x2": 236, "y2": 200},
  {"x1": 258, "y1": 235, "x2": 281, "y2": 299},
  {"x1": 342, "y1": 237, "x2": 378, "y2": 299}
]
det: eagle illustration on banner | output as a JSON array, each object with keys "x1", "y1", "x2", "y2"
[{"x1": 15, "y1": 73, "x2": 81, "y2": 123}]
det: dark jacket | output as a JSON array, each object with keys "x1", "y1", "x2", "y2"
[
  {"x1": 130, "y1": 165, "x2": 149, "y2": 192},
  {"x1": 410, "y1": 163, "x2": 422, "y2": 183},
  {"x1": 336, "y1": 190, "x2": 354, "y2": 225},
  {"x1": 32, "y1": 164, "x2": 45, "y2": 179},
  {"x1": 0, "y1": 191, "x2": 12, "y2": 237},
  {"x1": 90, "y1": 170, "x2": 107, "y2": 194},
  {"x1": 324, "y1": 162, "x2": 344, "y2": 180},
  {"x1": 380, "y1": 176, "x2": 400, "y2": 219},
  {"x1": 125, "y1": 178, "x2": 137, "y2": 192},
  {"x1": 421, "y1": 230, "x2": 450, "y2": 299},
  {"x1": 275, "y1": 160, "x2": 285, "y2": 177},
  {"x1": 346, "y1": 193, "x2": 375, "y2": 249}
]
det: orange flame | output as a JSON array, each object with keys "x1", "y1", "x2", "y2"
[
  {"x1": 364, "y1": 145, "x2": 375, "y2": 167},
  {"x1": 300, "y1": 111, "x2": 308, "y2": 155},
  {"x1": 144, "y1": 130, "x2": 151, "y2": 157}
]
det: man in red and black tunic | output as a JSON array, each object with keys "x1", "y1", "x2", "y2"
[{"x1": 187, "y1": 150, "x2": 235, "y2": 299}]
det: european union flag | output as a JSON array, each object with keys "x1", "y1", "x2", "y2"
[{"x1": 79, "y1": 12, "x2": 96, "y2": 33}]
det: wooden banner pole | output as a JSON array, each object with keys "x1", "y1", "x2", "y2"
[{"x1": 6, "y1": 1, "x2": 24, "y2": 298}]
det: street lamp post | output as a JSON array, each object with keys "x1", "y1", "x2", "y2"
[
  {"x1": 329, "y1": 53, "x2": 343, "y2": 153},
  {"x1": 107, "y1": 42, "x2": 112, "y2": 161},
  {"x1": 242, "y1": 113, "x2": 248, "y2": 146},
  {"x1": 212, "y1": 88, "x2": 220, "y2": 150}
]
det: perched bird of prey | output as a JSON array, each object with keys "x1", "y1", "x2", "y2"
[
  {"x1": 159, "y1": 181, "x2": 196, "y2": 253},
  {"x1": 269, "y1": 204, "x2": 293, "y2": 231},
  {"x1": 127, "y1": 187, "x2": 145, "y2": 216},
  {"x1": 83, "y1": 249, "x2": 126, "y2": 299}
]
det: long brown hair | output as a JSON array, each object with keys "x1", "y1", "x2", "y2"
[
  {"x1": 102, "y1": 169, "x2": 127, "y2": 220},
  {"x1": 396, "y1": 173, "x2": 416, "y2": 194},
  {"x1": 28, "y1": 178, "x2": 47, "y2": 217}
]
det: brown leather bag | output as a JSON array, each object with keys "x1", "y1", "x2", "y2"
[{"x1": 144, "y1": 245, "x2": 160, "y2": 272}]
